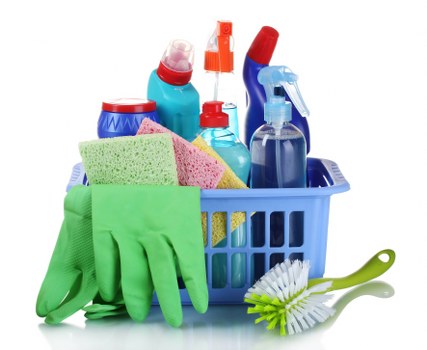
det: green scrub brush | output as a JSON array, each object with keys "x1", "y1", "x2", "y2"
[{"x1": 244, "y1": 249, "x2": 395, "y2": 336}]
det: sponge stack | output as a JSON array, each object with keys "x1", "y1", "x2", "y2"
[{"x1": 137, "y1": 118, "x2": 225, "y2": 189}]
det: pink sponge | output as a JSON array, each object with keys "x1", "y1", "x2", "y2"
[{"x1": 137, "y1": 118, "x2": 225, "y2": 189}]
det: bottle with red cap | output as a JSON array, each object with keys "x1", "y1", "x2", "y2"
[
  {"x1": 243, "y1": 26, "x2": 280, "y2": 148},
  {"x1": 199, "y1": 101, "x2": 250, "y2": 289},
  {"x1": 97, "y1": 98, "x2": 159, "y2": 138},
  {"x1": 147, "y1": 39, "x2": 200, "y2": 142},
  {"x1": 204, "y1": 21, "x2": 240, "y2": 139}
]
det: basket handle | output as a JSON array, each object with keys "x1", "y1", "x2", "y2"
[{"x1": 318, "y1": 158, "x2": 349, "y2": 188}]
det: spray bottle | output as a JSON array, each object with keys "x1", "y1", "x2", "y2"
[
  {"x1": 148, "y1": 39, "x2": 200, "y2": 142},
  {"x1": 204, "y1": 21, "x2": 240, "y2": 138},
  {"x1": 249, "y1": 65, "x2": 309, "y2": 280}
]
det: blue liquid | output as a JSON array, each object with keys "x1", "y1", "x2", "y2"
[
  {"x1": 211, "y1": 137, "x2": 249, "y2": 288},
  {"x1": 250, "y1": 123, "x2": 306, "y2": 281}
]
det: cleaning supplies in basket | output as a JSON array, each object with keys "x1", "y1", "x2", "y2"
[
  {"x1": 198, "y1": 101, "x2": 251, "y2": 288},
  {"x1": 250, "y1": 65, "x2": 310, "y2": 280},
  {"x1": 147, "y1": 39, "x2": 200, "y2": 142},
  {"x1": 244, "y1": 249, "x2": 395, "y2": 336}
]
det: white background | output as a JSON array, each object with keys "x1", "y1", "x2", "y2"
[{"x1": 1, "y1": 0, "x2": 427, "y2": 348}]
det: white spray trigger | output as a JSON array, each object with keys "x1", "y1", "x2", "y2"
[{"x1": 258, "y1": 65, "x2": 310, "y2": 120}]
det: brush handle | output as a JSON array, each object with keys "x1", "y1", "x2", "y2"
[{"x1": 308, "y1": 249, "x2": 395, "y2": 292}]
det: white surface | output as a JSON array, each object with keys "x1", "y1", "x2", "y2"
[{"x1": 1, "y1": 0, "x2": 426, "y2": 349}]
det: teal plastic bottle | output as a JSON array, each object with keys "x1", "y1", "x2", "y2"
[
  {"x1": 250, "y1": 66, "x2": 309, "y2": 281},
  {"x1": 147, "y1": 39, "x2": 200, "y2": 142},
  {"x1": 199, "y1": 101, "x2": 251, "y2": 288}
]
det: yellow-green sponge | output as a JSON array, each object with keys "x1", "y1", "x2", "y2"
[
  {"x1": 192, "y1": 136, "x2": 248, "y2": 247},
  {"x1": 79, "y1": 134, "x2": 178, "y2": 186}
]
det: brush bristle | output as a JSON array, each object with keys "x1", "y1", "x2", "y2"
[{"x1": 245, "y1": 259, "x2": 335, "y2": 336}]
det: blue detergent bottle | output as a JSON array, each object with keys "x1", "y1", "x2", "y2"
[
  {"x1": 199, "y1": 101, "x2": 250, "y2": 289},
  {"x1": 148, "y1": 39, "x2": 200, "y2": 142},
  {"x1": 243, "y1": 26, "x2": 279, "y2": 147},
  {"x1": 243, "y1": 26, "x2": 311, "y2": 153},
  {"x1": 250, "y1": 66, "x2": 309, "y2": 281}
]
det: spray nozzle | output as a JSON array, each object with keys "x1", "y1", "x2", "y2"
[
  {"x1": 258, "y1": 65, "x2": 309, "y2": 123},
  {"x1": 204, "y1": 21, "x2": 234, "y2": 73}
]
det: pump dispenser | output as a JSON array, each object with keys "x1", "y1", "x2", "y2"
[
  {"x1": 204, "y1": 21, "x2": 240, "y2": 138},
  {"x1": 148, "y1": 39, "x2": 200, "y2": 141},
  {"x1": 249, "y1": 65, "x2": 308, "y2": 280}
]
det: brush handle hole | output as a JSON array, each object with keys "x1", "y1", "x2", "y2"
[
  {"x1": 378, "y1": 253, "x2": 390, "y2": 263},
  {"x1": 377, "y1": 250, "x2": 395, "y2": 265}
]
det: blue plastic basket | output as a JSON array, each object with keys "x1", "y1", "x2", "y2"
[
  {"x1": 68, "y1": 157, "x2": 349, "y2": 305},
  {"x1": 178, "y1": 157, "x2": 350, "y2": 305}
]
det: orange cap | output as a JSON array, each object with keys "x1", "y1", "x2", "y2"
[{"x1": 204, "y1": 21, "x2": 234, "y2": 73}]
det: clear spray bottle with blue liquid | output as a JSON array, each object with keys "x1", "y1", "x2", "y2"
[{"x1": 250, "y1": 65, "x2": 309, "y2": 281}]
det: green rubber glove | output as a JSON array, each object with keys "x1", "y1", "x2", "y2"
[
  {"x1": 91, "y1": 184, "x2": 208, "y2": 327},
  {"x1": 36, "y1": 186, "x2": 98, "y2": 324}
]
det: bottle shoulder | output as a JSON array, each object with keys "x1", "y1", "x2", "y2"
[
  {"x1": 200, "y1": 128, "x2": 237, "y2": 142},
  {"x1": 149, "y1": 70, "x2": 198, "y2": 92},
  {"x1": 200, "y1": 128, "x2": 249, "y2": 152},
  {"x1": 252, "y1": 123, "x2": 305, "y2": 140}
]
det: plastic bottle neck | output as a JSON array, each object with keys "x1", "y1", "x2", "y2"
[
  {"x1": 202, "y1": 126, "x2": 228, "y2": 131},
  {"x1": 156, "y1": 62, "x2": 192, "y2": 86}
]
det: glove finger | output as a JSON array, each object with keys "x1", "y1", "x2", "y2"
[
  {"x1": 174, "y1": 240, "x2": 208, "y2": 314},
  {"x1": 84, "y1": 307, "x2": 128, "y2": 320},
  {"x1": 44, "y1": 269, "x2": 98, "y2": 324},
  {"x1": 114, "y1": 236, "x2": 153, "y2": 322},
  {"x1": 145, "y1": 240, "x2": 182, "y2": 327},
  {"x1": 83, "y1": 300, "x2": 125, "y2": 313},
  {"x1": 36, "y1": 267, "x2": 80, "y2": 317},
  {"x1": 171, "y1": 205, "x2": 208, "y2": 314},
  {"x1": 92, "y1": 229, "x2": 120, "y2": 302}
]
